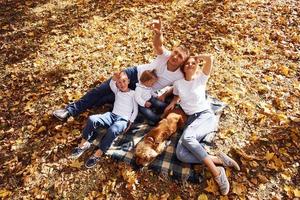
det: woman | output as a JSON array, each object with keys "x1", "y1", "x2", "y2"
[{"x1": 165, "y1": 55, "x2": 240, "y2": 195}]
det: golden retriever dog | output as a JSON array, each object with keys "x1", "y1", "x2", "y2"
[{"x1": 135, "y1": 108, "x2": 187, "y2": 166}]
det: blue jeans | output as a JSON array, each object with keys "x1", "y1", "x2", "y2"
[
  {"x1": 66, "y1": 66, "x2": 138, "y2": 116},
  {"x1": 176, "y1": 110, "x2": 217, "y2": 163},
  {"x1": 82, "y1": 112, "x2": 128, "y2": 153},
  {"x1": 138, "y1": 96, "x2": 168, "y2": 125}
]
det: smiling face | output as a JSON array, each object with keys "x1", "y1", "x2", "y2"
[
  {"x1": 168, "y1": 46, "x2": 189, "y2": 69},
  {"x1": 116, "y1": 73, "x2": 130, "y2": 92},
  {"x1": 183, "y1": 57, "x2": 199, "y2": 79}
]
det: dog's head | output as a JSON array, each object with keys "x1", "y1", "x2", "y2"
[{"x1": 135, "y1": 139, "x2": 158, "y2": 166}]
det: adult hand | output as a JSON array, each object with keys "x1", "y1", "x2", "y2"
[
  {"x1": 150, "y1": 19, "x2": 162, "y2": 35},
  {"x1": 145, "y1": 101, "x2": 152, "y2": 108},
  {"x1": 163, "y1": 103, "x2": 175, "y2": 117}
]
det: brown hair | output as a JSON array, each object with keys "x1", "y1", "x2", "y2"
[
  {"x1": 180, "y1": 55, "x2": 199, "y2": 78},
  {"x1": 140, "y1": 69, "x2": 158, "y2": 83}
]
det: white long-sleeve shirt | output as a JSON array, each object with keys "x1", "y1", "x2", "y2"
[
  {"x1": 109, "y1": 80, "x2": 138, "y2": 122},
  {"x1": 134, "y1": 83, "x2": 158, "y2": 107}
]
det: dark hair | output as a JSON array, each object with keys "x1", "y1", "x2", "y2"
[{"x1": 140, "y1": 69, "x2": 158, "y2": 83}]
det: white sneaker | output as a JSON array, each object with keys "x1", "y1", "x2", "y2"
[{"x1": 214, "y1": 167, "x2": 230, "y2": 195}]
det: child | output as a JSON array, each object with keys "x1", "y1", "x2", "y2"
[
  {"x1": 135, "y1": 69, "x2": 158, "y2": 108},
  {"x1": 135, "y1": 69, "x2": 168, "y2": 125},
  {"x1": 70, "y1": 72, "x2": 138, "y2": 168}
]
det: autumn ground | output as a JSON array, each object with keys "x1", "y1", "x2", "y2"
[{"x1": 0, "y1": 0, "x2": 299, "y2": 199}]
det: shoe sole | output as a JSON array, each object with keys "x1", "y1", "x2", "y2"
[
  {"x1": 69, "y1": 149, "x2": 87, "y2": 160},
  {"x1": 53, "y1": 113, "x2": 67, "y2": 122},
  {"x1": 85, "y1": 163, "x2": 97, "y2": 169}
]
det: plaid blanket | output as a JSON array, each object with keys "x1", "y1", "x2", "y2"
[{"x1": 99, "y1": 96, "x2": 226, "y2": 182}]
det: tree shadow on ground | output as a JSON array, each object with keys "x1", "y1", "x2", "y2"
[
  {"x1": 0, "y1": 0, "x2": 174, "y2": 65},
  {"x1": 229, "y1": 121, "x2": 300, "y2": 198}
]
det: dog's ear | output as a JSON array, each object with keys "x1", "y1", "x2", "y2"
[
  {"x1": 146, "y1": 136, "x2": 155, "y2": 143},
  {"x1": 177, "y1": 115, "x2": 185, "y2": 129}
]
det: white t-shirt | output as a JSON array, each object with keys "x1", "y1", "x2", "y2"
[
  {"x1": 173, "y1": 73, "x2": 210, "y2": 115},
  {"x1": 134, "y1": 83, "x2": 157, "y2": 107},
  {"x1": 109, "y1": 80, "x2": 138, "y2": 122},
  {"x1": 136, "y1": 50, "x2": 184, "y2": 91}
]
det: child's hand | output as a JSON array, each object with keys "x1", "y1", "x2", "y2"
[
  {"x1": 124, "y1": 122, "x2": 132, "y2": 133},
  {"x1": 145, "y1": 101, "x2": 152, "y2": 108},
  {"x1": 157, "y1": 93, "x2": 166, "y2": 102},
  {"x1": 150, "y1": 19, "x2": 162, "y2": 35}
]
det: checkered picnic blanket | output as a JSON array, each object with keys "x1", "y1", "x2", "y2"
[{"x1": 102, "y1": 96, "x2": 227, "y2": 182}]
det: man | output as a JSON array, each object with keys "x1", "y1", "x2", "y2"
[{"x1": 53, "y1": 19, "x2": 190, "y2": 122}]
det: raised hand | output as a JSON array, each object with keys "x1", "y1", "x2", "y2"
[{"x1": 150, "y1": 19, "x2": 162, "y2": 35}]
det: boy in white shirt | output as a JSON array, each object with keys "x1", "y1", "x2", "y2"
[{"x1": 70, "y1": 72, "x2": 138, "y2": 168}]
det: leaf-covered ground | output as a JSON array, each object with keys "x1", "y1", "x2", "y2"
[{"x1": 0, "y1": 0, "x2": 299, "y2": 199}]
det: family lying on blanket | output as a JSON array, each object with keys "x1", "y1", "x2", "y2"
[{"x1": 53, "y1": 19, "x2": 239, "y2": 195}]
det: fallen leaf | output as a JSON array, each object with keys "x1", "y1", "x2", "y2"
[
  {"x1": 232, "y1": 181, "x2": 247, "y2": 195},
  {"x1": 37, "y1": 126, "x2": 47, "y2": 133},
  {"x1": 294, "y1": 188, "x2": 300, "y2": 197},
  {"x1": 0, "y1": 189, "x2": 11, "y2": 198},
  {"x1": 265, "y1": 151, "x2": 275, "y2": 161},
  {"x1": 204, "y1": 178, "x2": 219, "y2": 194},
  {"x1": 69, "y1": 160, "x2": 83, "y2": 168},
  {"x1": 197, "y1": 193, "x2": 208, "y2": 200}
]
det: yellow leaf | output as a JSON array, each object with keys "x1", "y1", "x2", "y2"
[
  {"x1": 294, "y1": 188, "x2": 300, "y2": 197},
  {"x1": 284, "y1": 185, "x2": 294, "y2": 198},
  {"x1": 160, "y1": 193, "x2": 170, "y2": 200},
  {"x1": 281, "y1": 172, "x2": 291, "y2": 181},
  {"x1": 264, "y1": 75, "x2": 273, "y2": 82},
  {"x1": 0, "y1": 189, "x2": 11, "y2": 198},
  {"x1": 278, "y1": 66, "x2": 289, "y2": 76},
  {"x1": 205, "y1": 178, "x2": 219, "y2": 194},
  {"x1": 197, "y1": 193, "x2": 208, "y2": 200},
  {"x1": 272, "y1": 155, "x2": 284, "y2": 169},
  {"x1": 69, "y1": 160, "x2": 83, "y2": 168},
  {"x1": 265, "y1": 151, "x2": 274, "y2": 161},
  {"x1": 232, "y1": 182, "x2": 247, "y2": 195},
  {"x1": 37, "y1": 126, "x2": 46, "y2": 133},
  {"x1": 219, "y1": 196, "x2": 229, "y2": 200}
]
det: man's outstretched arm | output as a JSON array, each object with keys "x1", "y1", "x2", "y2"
[{"x1": 151, "y1": 19, "x2": 164, "y2": 55}]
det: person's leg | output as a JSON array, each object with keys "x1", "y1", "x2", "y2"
[
  {"x1": 66, "y1": 80, "x2": 114, "y2": 117},
  {"x1": 85, "y1": 117, "x2": 127, "y2": 168},
  {"x1": 176, "y1": 142, "x2": 222, "y2": 165},
  {"x1": 70, "y1": 112, "x2": 114, "y2": 159},
  {"x1": 97, "y1": 118, "x2": 128, "y2": 155},
  {"x1": 81, "y1": 113, "x2": 113, "y2": 143},
  {"x1": 178, "y1": 111, "x2": 229, "y2": 195},
  {"x1": 138, "y1": 105, "x2": 161, "y2": 125},
  {"x1": 150, "y1": 97, "x2": 168, "y2": 113}
]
